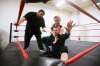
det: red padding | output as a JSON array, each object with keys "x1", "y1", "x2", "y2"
[
  {"x1": 64, "y1": 43, "x2": 100, "y2": 64},
  {"x1": 16, "y1": 0, "x2": 25, "y2": 29},
  {"x1": 16, "y1": 38, "x2": 29, "y2": 60}
]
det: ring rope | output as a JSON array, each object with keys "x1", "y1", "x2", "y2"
[
  {"x1": 16, "y1": 0, "x2": 25, "y2": 29},
  {"x1": 72, "y1": 29, "x2": 100, "y2": 31},
  {"x1": 74, "y1": 23, "x2": 100, "y2": 27},
  {"x1": 71, "y1": 36, "x2": 100, "y2": 37},
  {"x1": 64, "y1": 42, "x2": 100, "y2": 64}
]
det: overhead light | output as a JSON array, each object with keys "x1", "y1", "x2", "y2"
[{"x1": 55, "y1": 0, "x2": 66, "y2": 7}]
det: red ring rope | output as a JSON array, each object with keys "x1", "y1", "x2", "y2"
[
  {"x1": 64, "y1": 42, "x2": 100, "y2": 64},
  {"x1": 16, "y1": 0, "x2": 25, "y2": 29}
]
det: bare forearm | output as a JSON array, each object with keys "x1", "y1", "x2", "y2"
[
  {"x1": 19, "y1": 17, "x2": 26, "y2": 24},
  {"x1": 16, "y1": 17, "x2": 26, "y2": 25}
]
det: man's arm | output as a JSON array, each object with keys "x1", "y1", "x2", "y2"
[
  {"x1": 61, "y1": 19, "x2": 73, "y2": 39},
  {"x1": 41, "y1": 18, "x2": 46, "y2": 32},
  {"x1": 15, "y1": 17, "x2": 26, "y2": 26},
  {"x1": 65, "y1": 19, "x2": 73, "y2": 33}
]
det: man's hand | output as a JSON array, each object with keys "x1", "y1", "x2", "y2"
[
  {"x1": 67, "y1": 20, "x2": 73, "y2": 29},
  {"x1": 14, "y1": 17, "x2": 26, "y2": 26},
  {"x1": 14, "y1": 23, "x2": 19, "y2": 26},
  {"x1": 66, "y1": 19, "x2": 73, "y2": 32}
]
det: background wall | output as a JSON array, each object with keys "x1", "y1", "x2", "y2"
[{"x1": 0, "y1": 0, "x2": 100, "y2": 43}]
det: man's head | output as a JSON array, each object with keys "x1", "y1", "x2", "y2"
[
  {"x1": 51, "y1": 25, "x2": 62, "y2": 36},
  {"x1": 54, "y1": 16, "x2": 61, "y2": 24},
  {"x1": 37, "y1": 9, "x2": 45, "y2": 17}
]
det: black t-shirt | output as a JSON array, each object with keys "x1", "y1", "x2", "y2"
[
  {"x1": 45, "y1": 33, "x2": 70, "y2": 58},
  {"x1": 51, "y1": 33, "x2": 69, "y2": 53},
  {"x1": 24, "y1": 12, "x2": 45, "y2": 34}
]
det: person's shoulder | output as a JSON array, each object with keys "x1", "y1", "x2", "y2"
[
  {"x1": 25, "y1": 12, "x2": 36, "y2": 17},
  {"x1": 27, "y1": 11, "x2": 36, "y2": 14}
]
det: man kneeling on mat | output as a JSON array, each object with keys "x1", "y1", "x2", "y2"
[{"x1": 42, "y1": 19, "x2": 73, "y2": 62}]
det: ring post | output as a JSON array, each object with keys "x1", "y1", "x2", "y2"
[{"x1": 9, "y1": 23, "x2": 12, "y2": 43}]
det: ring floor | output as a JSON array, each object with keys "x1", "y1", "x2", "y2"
[{"x1": 0, "y1": 40, "x2": 100, "y2": 66}]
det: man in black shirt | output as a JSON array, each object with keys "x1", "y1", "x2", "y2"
[
  {"x1": 42, "y1": 20, "x2": 73, "y2": 62},
  {"x1": 16, "y1": 9, "x2": 46, "y2": 51}
]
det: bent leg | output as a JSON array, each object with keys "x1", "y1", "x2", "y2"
[
  {"x1": 42, "y1": 37, "x2": 51, "y2": 51},
  {"x1": 24, "y1": 30, "x2": 33, "y2": 49},
  {"x1": 35, "y1": 34, "x2": 44, "y2": 50}
]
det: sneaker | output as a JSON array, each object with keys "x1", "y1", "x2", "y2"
[
  {"x1": 39, "y1": 50, "x2": 46, "y2": 53},
  {"x1": 39, "y1": 50, "x2": 46, "y2": 56},
  {"x1": 39, "y1": 50, "x2": 51, "y2": 56}
]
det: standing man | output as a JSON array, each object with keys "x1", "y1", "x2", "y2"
[{"x1": 15, "y1": 9, "x2": 46, "y2": 52}]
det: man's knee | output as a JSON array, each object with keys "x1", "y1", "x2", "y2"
[{"x1": 60, "y1": 52, "x2": 68, "y2": 62}]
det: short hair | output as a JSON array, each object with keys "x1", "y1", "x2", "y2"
[
  {"x1": 54, "y1": 16, "x2": 61, "y2": 20},
  {"x1": 38, "y1": 9, "x2": 45, "y2": 15},
  {"x1": 53, "y1": 16, "x2": 61, "y2": 22},
  {"x1": 51, "y1": 24, "x2": 62, "y2": 30},
  {"x1": 54, "y1": 16, "x2": 60, "y2": 19}
]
